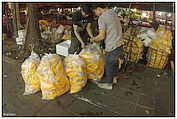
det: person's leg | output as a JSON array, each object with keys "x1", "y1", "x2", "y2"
[
  {"x1": 104, "y1": 54, "x2": 116, "y2": 83},
  {"x1": 97, "y1": 54, "x2": 115, "y2": 89},
  {"x1": 104, "y1": 47, "x2": 122, "y2": 83},
  {"x1": 98, "y1": 47, "x2": 123, "y2": 89},
  {"x1": 112, "y1": 47, "x2": 123, "y2": 84},
  {"x1": 68, "y1": 37, "x2": 81, "y2": 54},
  {"x1": 113, "y1": 47, "x2": 123, "y2": 77}
]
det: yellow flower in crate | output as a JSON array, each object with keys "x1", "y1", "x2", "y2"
[
  {"x1": 147, "y1": 30, "x2": 172, "y2": 69},
  {"x1": 124, "y1": 27, "x2": 133, "y2": 36},
  {"x1": 147, "y1": 48, "x2": 168, "y2": 69},
  {"x1": 156, "y1": 26, "x2": 166, "y2": 37},
  {"x1": 151, "y1": 30, "x2": 172, "y2": 54},
  {"x1": 124, "y1": 37, "x2": 143, "y2": 63}
]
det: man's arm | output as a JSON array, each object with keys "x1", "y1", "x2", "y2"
[
  {"x1": 86, "y1": 23, "x2": 94, "y2": 38},
  {"x1": 92, "y1": 29, "x2": 106, "y2": 42},
  {"x1": 92, "y1": 16, "x2": 106, "y2": 42},
  {"x1": 73, "y1": 24, "x2": 85, "y2": 48}
]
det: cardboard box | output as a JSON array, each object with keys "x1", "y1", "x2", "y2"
[{"x1": 56, "y1": 40, "x2": 71, "y2": 57}]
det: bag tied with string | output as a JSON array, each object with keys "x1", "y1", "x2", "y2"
[
  {"x1": 79, "y1": 44, "x2": 104, "y2": 81},
  {"x1": 64, "y1": 54, "x2": 87, "y2": 93},
  {"x1": 37, "y1": 54, "x2": 70, "y2": 100},
  {"x1": 21, "y1": 49, "x2": 41, "y2": 95}
]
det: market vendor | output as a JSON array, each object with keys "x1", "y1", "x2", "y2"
[
  {"x1": 141, "y1": 21, "x2": 160, "y2": 64},
  {"x1": 91, "y1": 3, "x2": 123, "y2": 90},
  {"x1": 69, "y1": 4, "x2": 94, "y2": 54},
  {"x1": 151, "y1": 21, "x2": 160, "y2": 31}
]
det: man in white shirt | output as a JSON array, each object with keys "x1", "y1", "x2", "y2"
[{"x1": 91, "y1": 3, "x2": 123, "y2": 90}]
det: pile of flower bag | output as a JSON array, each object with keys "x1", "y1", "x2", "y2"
[
  {"x1": 123, "y1": 37, "x2": 144, "y2": 63},
  {"x1": 21, "y1": 51, "x2": 41, "y2": 95},
  {"x1": 147, "y1": 26, "x2": 172, "y2": 69},
  {"x1": 37, "y1": 54, "x2": 70, "y2": 100},
  {"x1": 137, "y1": 27, "x2": 157, "y2": 47},
  {"x1": 64, "y1": 55, "x2": 87, "y2": 93},
  {"x1": 50, "y1": 25, "x2": 65, "y2": 43},
  {"x1": 40, "y1": 24, "x2": 71, "y2": 43},
  {"x1": 79, "y1": 45, "x2": 104, "y2": 81}
]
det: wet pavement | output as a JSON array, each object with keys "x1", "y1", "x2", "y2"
[{"x1": 2, "y1": 54, "x2": 175, "y2": 117}]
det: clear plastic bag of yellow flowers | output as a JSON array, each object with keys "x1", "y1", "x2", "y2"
[
  {"x1": 79, "y1": 45, "x2": 104, "y2": 81},
  {"x1": 147, "y1": 29, "x2": 172, "y2": 69},
  {"x1": 37, "y1": 54, "x2": 70, "y2": 100},
  {"x1": 64, "y1": 55, "x2": 87, "y2": 93},
  {"x1": 21, "y1": 51, "x2": 41, "y2": 95}
]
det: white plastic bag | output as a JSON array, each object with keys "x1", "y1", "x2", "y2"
[
  {"x1": 137, "y1": 27, "x2": 157, "y2": 47},
  {"x1": 37, "y1": 54, "x2": 70, "y2": 100},
  {"x1": 79, "y1": 45, "x2": 104, "y2": 80},
  {"x1": 21, "y1": 51, "x2": 40, "y2": 95},
  {"x1": 64, "y1": 55, "x2": 87, "y2": 93},
  {"x1": 56, "y1": 25, "x2": 65, "y2": 34}
]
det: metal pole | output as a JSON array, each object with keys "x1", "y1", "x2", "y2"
[
  {"x1": 11, "y1": 2, "x2": 18, "y2": 38},
  {"x1": 153, "y1": 3, "x2": 156, "y2": 22},
  {"x1": 16, "y1": 3, "x2": 21, "y2": 30}
]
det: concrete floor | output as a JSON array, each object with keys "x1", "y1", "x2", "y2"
[{"x1": 2, "y1": 54, "x2": 175, "y2": 117}]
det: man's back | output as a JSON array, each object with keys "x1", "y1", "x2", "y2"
[{"x1": 98, "y1": 9, "x2": 122, "y2": 52}]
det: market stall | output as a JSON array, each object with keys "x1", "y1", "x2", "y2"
[
  {"x1": 13, "y1": 3, "x2": 78, "y2": 54},
  {"x1": 111, "y1": 3, "x2": 175, "y2": 71},
  {"x1": 3, "y1": 2, "x2": 175, "y2": 101}
]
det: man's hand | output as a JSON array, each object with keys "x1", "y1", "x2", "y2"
[
  {"x1": 90, "y1": 37, "x2": 94, "y2": 42},
  {"x1": 90, "y1": 37, "x2": 98, "y2": 42},
  {"x1": 92, "y1": 29, "x2": 106, "y2": 42}
]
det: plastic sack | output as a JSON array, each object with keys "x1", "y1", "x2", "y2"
[
  {"x1": 79, "y1": 45, "x2": 104, "y2": 81},
  {"x1": 18, "y1": 30, "x2": 26, "y2": 38},
  {"x1": 41, "y1": 27, "x2": 51, "y2": 40},
  {"x1": 150, "y1": 30, "x2": 172, "y2": 54},
  {"x1": 39, "y1": 20, "x2": 49, "y2": 31},
  {"x1": 50, "y1": 28, "x2": 62, "y2": 43},
  {"x1": 16, "y1": 30, "x2": 26, "y2": 45},
  {"x1": 64, "y1": 55, "x2": 87, "y2": 93},
  {"x1": 39, "y1": 20, "x2": 49, "y2": 26},
  {"x1": 91, "y1": 42, "x2": 102, "y2": 54},
  {"x1": 147, "y1": 30, "x2": 172, "y2": 69},
  {"x1": 143, "y1": 37, "x2": 152, "y2": 47},
  {"x1": 137, "y1": 27, "x2": 157, "y2": 47},
  {"x1": 37, "y1": 54, "x2": 70, "y2": 100},
  {"x1": 64, "y1": 29, "x2": 71, "y2": 35},
  {"x1": 21, "y1": 51, "x2": 40, "y2": 95},
  {"x1": 56, "y1": 25, "x2": 65, "y2": 34},
  {"x1": 41, "y1": 32, "x2": 49, "y2": 40},
  {"x1": 156, "y1": 26, "x2": 166, "y2": 37}
]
